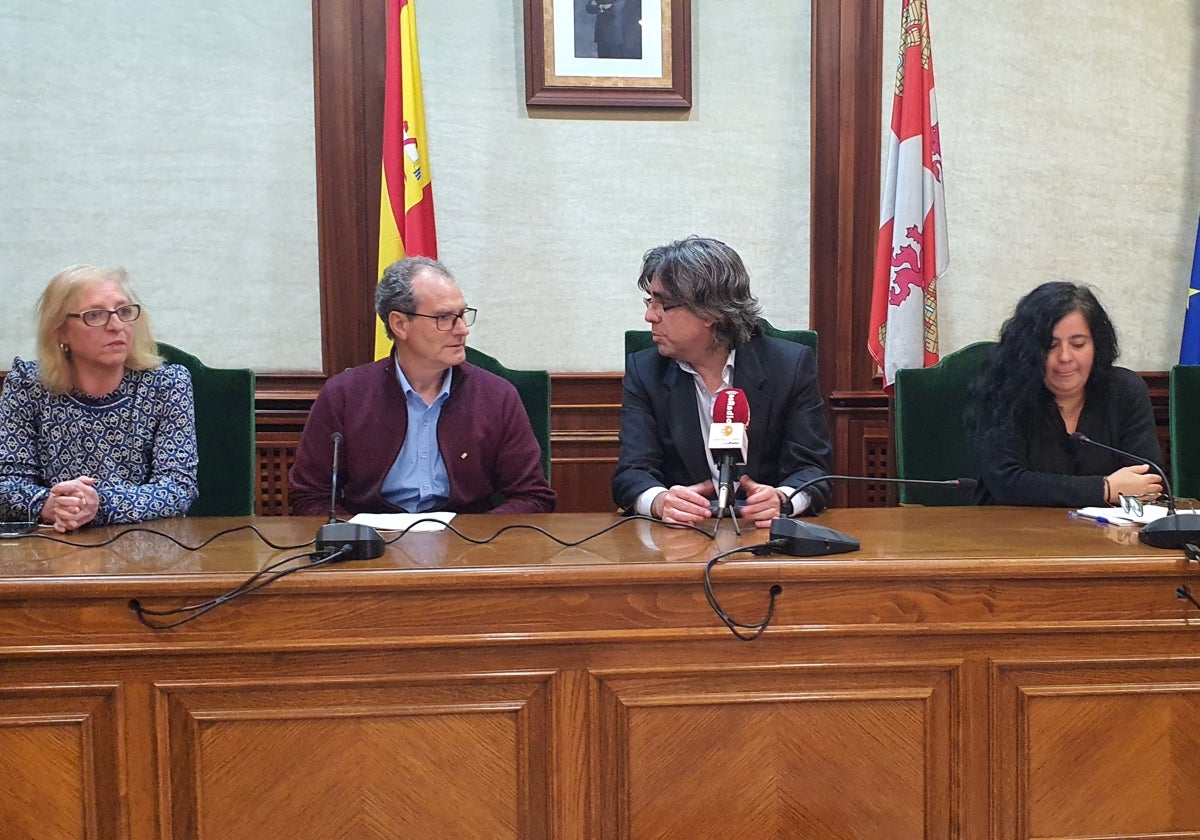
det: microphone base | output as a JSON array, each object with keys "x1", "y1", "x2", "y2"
[
  {"x1": 769, "y1": 518, "x2": 860, "y2": 557},
  {"x1": 316, "y1": 522, "x2": 385, "y2": 560},
  {"x1": 1138, "y1": 513, "x2": 1200, "y2": 550}
]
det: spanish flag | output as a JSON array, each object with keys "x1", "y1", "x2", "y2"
[{"x1": 375, "y1": 0, "x2": 438, "y2": 359}]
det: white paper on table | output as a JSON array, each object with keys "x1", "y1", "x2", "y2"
[
  {"x1": 1073, "y1": 504, "x2": 1170, "y2": 526},
  {"x1": 347, "y1": 511, "x2": 455, "y2": 532}
]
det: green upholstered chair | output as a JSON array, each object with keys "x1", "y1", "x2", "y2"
[
  {"x1": 465, "y1": 345, "x2": 551, "y2": 481},
  {"x1": 624, "y1": 318, "x2": 817, "y2": 358},
  {"x1": 157, "y1": 343, "x2": 256, "y2": 516},
  {"x1": 893, "y1": 341, "x2": 995, "y2": 506},
  {"x1": 1170, "y1": 365, "x2": 1200, "y2": 500}
]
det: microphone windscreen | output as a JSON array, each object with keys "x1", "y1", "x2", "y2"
[
  {"x1": 955, "y1": 478, "x2": 978, "y2": 492},
  {"x1": 712, "y1": 388, "x2": 750, "y2": 425}
]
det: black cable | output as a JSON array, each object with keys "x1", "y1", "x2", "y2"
[
  {"x1": 19, "y1": 523, "x2": 314, "y2": 551},
  {"x1": 38, "y1": 515, "x2": 716, "y2": 630},
  {"x1": 131, "y1": 550, "x2": 311, "y2": 616},
  {"x1": 703, "y1": 540, "x2": 785, "y2": 641},
  {"x1": 130, "y1": 545, "x2": 352, "y2": 630},
  {"x1": 1176, "y1": 585, "x2": 1200, "y2": 612},
  {"x1": 381, "y1": 513, "x2": 716, "y2": 547}
]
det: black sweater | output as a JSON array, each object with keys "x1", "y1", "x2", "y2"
[{"x1": 973, "y1": 367, "x2": 1161, "y2": 507}]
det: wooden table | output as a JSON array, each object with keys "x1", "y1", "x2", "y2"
[{"x1": 1, "y1": 508, "x2": 1199, "y2": 839}]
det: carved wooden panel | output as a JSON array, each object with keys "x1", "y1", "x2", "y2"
[
  {"x1": 594, "y1": 663, "x2": 958, "y2": 839},
  {"x1": 0, "y1": 683, "x2": 124, "y2": 840},
  {"x1": 994, "y1": 657, "x2": 1200, "y2": 838},
  {"x1": 157, "y1": 672, "x2": 554, "y2": 839},
  {"x1": 256, "y1": 438, "x2": 299, "y2": 517}
]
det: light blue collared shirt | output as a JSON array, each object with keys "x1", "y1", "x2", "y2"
[{"x1": 380, "y1": 360, "x2": 452, "y2": 512}]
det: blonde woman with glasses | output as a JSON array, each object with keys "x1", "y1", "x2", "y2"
[{"x1": 0, "y1": 265, "x2": 198, "y2": 531}]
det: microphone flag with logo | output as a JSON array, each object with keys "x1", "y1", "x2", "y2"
[{"x1": 708, "y1": 388, "x2": 750, "y2": 512}]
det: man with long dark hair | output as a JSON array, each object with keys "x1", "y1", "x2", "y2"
[{"x1": 612, "y1": 236, "x2": 832, "y2": 527}]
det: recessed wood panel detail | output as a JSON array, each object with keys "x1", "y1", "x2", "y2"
[
  {"x1": 994, "y1": 658, "x2": 1200, "y2": 839},
  {"x1": 157, "y1": 673, "x2": 554, "y2": 840},
  {"x1": 0, "y1": 684, "x2": 124, "y2": 840},
  {"x1": 594, "y1": 663, "x2": 958, "y2": 839}
]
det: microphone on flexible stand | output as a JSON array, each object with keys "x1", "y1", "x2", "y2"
[
  {"x1": 767, "y1": 474, "x2": 978, "y2": 557},
  {"x1": 315, "y1": 432, "x2": 385, "y2": 560},
  {"x1": 707, "y1": 387, "x2": 750, "y2": 535},
  {"x1": 1070, "y1": 432, "x2": 1200, "y2": 550}
]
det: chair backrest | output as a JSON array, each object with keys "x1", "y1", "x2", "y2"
[
  {"x1": 1170, "y1": 365, "x2": 1200, "y2": 499},
  {"x1": 624, "y1": 318, "x2": 818, "y2": 358},
  {"x1": 465, "y1": 346, "x2": 551, "y2": 480},
  {"x1": 157, "y1": 343, "x2": 256, "y2": 516},
  {"x1": 893, "y1": 341, "x2": 995, "y2": 506}
]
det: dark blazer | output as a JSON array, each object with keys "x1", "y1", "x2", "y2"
[{"x1": 611, "y1": 335, "x2": 832, "y2": 513}]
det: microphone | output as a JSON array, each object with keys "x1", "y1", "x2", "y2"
[
  {"x1": 1071, "y1": 432, "x2": 1200, "y2": 550},
  {"x1": 785, "y1": 473, "x2": 977, "y2": 501},
  {"x1": 769, "y1": 474, "x2": 977, "y2": 557},
  {"x1": 708, "y1": 387, "x2": 750, "y2": 513},
  {"x1": 328, "y1": 431, "x2": 343, "y2": 524},
  {"x1": 315, "y1": 431, "x2": 385, "y2": 560}
]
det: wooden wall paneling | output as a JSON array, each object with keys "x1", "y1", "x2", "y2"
[
  {"x1": 312, "y1": 0, "x2": 383, "y2": 375},
  {"x1": 1145, "y1": 371, "x2": 1172, "y2": 485},
  {"x1": 829, "y1": 409, "x2": 893, "y2": 508},
  {"x1": 810, "y1": 0, "x2": 889, "y2": 490},
  {"x1": 550, "y1": 374, "x2": 623, "y2": 513},
  {"x1": 254, "y1": 373, "x2": 324, "y2": 516},
  {"x1": 809, "y1": 0, "x2": 885, "y2": 397}
]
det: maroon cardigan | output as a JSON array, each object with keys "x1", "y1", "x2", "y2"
[{"x1": 290, "y1": 357, "x2": 555, "y2": 516}]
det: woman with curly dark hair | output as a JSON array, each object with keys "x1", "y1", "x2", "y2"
[{"x1": 968, "y1": 281, "x2": 1162, "y2": 506}]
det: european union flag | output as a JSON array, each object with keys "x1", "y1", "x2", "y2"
[{"x1": 1182, "y1": 215, "x2": 1200, "y2": 365}]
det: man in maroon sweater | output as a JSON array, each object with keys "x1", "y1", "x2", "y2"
[{"x1": 290, "y1": 257, "x2": 556, "y2": 516}]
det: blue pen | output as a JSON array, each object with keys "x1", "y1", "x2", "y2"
[{"x1": 1068, "y1": 511, "x2": 1114, "y2": 525}]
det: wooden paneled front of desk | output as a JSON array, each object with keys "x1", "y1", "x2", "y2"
[{"x1": 1, "y1": 508, "x2": 1198, "y2": 840}]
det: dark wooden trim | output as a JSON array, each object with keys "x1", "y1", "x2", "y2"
[
  {"x1": 312, "y1": 0, "x2": 384, "y2": 375},
  {"x1": 809, "y1": 0, "x2": 884, "y2": 399}
]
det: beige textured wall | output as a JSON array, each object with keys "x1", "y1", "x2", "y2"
[
  {"x1": 1, "y1": 2, "x2": 1195, "y2": 373},
  {"x1": 885, "y1": 0, "x2": 1199, "y2": 369},
  {"x1": 419, "y1": 1, "x2": 813, "y2": 371},
  {"x1": 0, "y1": 1, "x2": 321, "y2": 371}
]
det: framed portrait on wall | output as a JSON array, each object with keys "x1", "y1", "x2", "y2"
[{"x1": 523, "y1": 0, "x2": 691, "y2": 107}]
